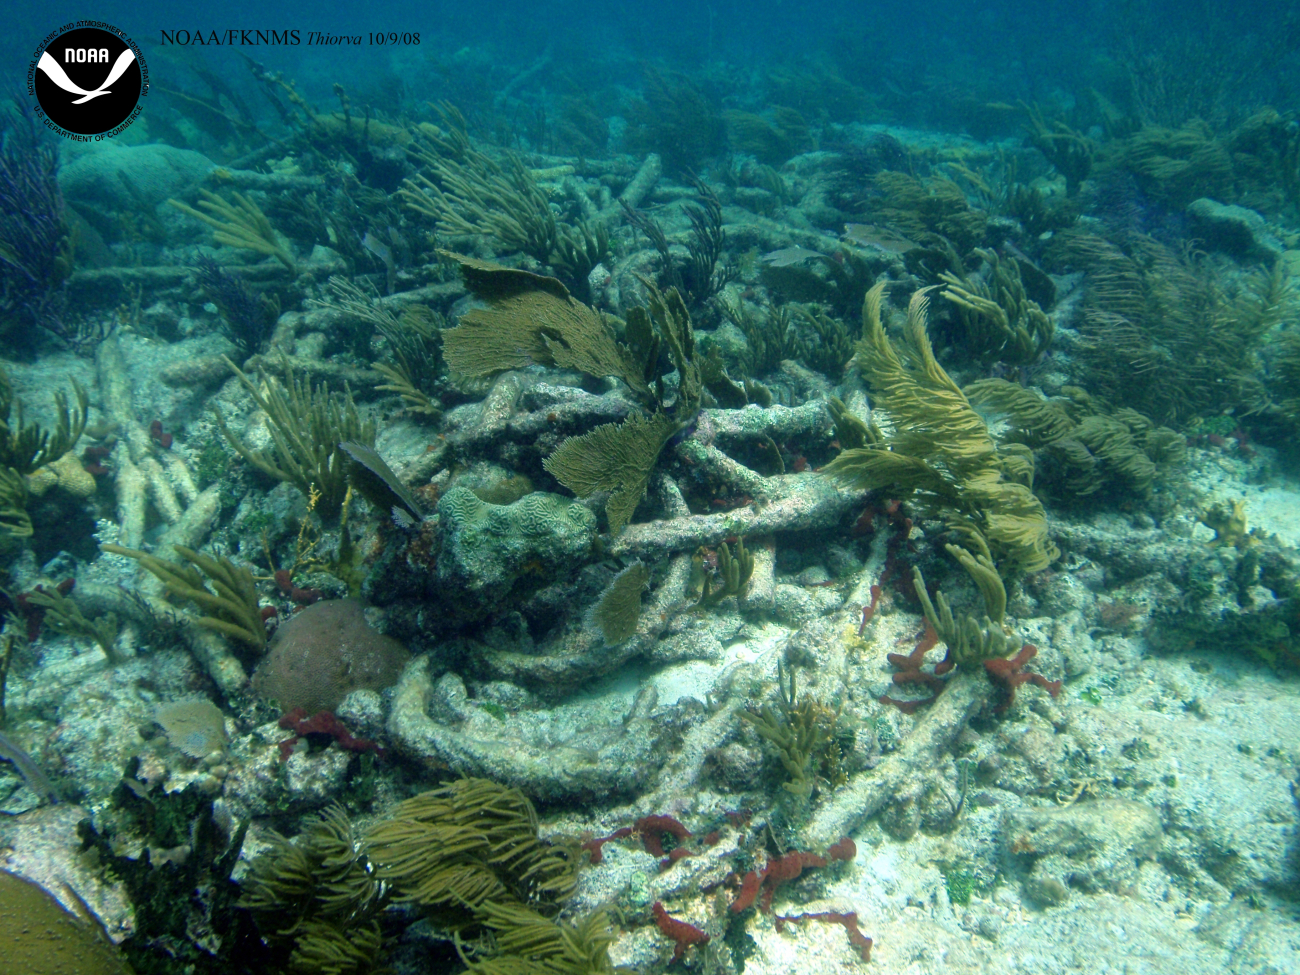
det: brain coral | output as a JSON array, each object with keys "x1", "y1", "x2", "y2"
[
  {"x1": 437, "y1": 487, "x2": 597, "y2": 617},
  {"x1": 0, "y1": 869, "x2": 133, "y2": 975},
  {"x1": 251, "y1": 598, "x2": 410, "y2": 714}
]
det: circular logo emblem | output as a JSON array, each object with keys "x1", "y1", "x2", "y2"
[{"x1": 31, "y1": 24, "x2": 147, "y2": 137}]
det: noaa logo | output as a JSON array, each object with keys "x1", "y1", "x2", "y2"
[{"x1": 29, "y1": 24, "x2": 148, "y2": 139}]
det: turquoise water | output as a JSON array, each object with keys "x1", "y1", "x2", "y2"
[{"x1": 1, "y1": 2, "x2": 1299, "y2": 973}]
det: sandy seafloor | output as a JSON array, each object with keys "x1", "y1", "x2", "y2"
[{"x1": 6, "y1": 431, "x2": 1296, "y2": 974}]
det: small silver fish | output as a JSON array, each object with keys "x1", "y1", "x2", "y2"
[
  {"x1": 842, "y1": 223, "x2": 917, "y2": 254},
  {"x1": 761, "y1": 246, "x2": 824, "y2": 267}
]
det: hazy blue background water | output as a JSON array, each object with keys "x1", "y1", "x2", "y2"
[{"x1": 9, "y1": 1, "x2": 1298, "y2": 137}]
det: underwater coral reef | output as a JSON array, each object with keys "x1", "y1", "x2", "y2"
[{"x1": 2, "y1": 10, "x2": 1300, "y2": 974}]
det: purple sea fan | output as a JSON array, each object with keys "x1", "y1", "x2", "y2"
[
  {"x1": 193, "y1": 254, "x2": 276, "y2": 360},
  {"x1": 0, "y1": 102, "x2": 74, "y2": 349}
]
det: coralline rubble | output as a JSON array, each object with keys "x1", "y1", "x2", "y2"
[
  {"x1": 614, "y1": 443, "x2": 856, "y2": 560},
  {"x1": 97, "y1": 334, "x2": 210, "y2": 550},
  {"x1": 219, "y1": 720, "x2": 355, "y2": 816},
  {"x1": 390, "y1": 547, "x2": 695, "y2": 694},
  {"x1": 445, "y1": 377, "x2": 635, "y2": 457},
  {"x1": 360, "y1": 365, "x2": 854, "y2": 708},
  {"x1": 1051, "y1": 513, "x2": 1299, "y2": 671},
  {"x1": 1004, "y1": 799, "x2": 1164, "y2": 905},
  {"x1": 803, "y1": 672, "x2": 993, "y2": 850},
  {"x1": 388, "y1": 664, "x2": 663, "y2": 801}
]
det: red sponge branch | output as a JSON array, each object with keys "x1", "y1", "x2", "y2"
[
  {"x1": 728, "y1": 838, "x2": 855, "y2": 914},
  {"x1": 725, "y1": 838, "x2": 872, "y2": 962},
  {"x1": 730, "y1": 870, "x2": 762, "y2": 913},
  {"x1": 635, "y1": 813, "x2": 692, "y2": 857},
  {"x1": 581, "y1": 826, "x2": 633, "y2": 865},
  {"x1": 827, "y1": 836, "x2": 857, "y2": 862},
  {"x1": 759, "y1": 850, "x2": 827, "y2": 912},
  {"x1": 652, "y1": 901, "x2": 709, "y2": 960},
  {"x1": 273, "y1": 569, "x2": 323, "y2": 606},
  {"x1": 983, "y1": 643, "x2": 1062, "y2": 712},
  {"x1": 881, "y1": 620, "x2": 948, "y2": 712},
  {"x1": 277, "y1": 708, "x2": 383, "y2": 761}
]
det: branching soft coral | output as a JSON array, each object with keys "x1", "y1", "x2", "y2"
[
  {"x1": 0, "y1": 105, "x2": 74, "y2": 347},
  {"x1": 822, "y1": 282, "x2": 1057, "y2": 577}
]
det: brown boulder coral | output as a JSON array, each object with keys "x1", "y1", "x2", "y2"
[{"x1": 252, "y1": 598, "x2": 409, "y2": 713}]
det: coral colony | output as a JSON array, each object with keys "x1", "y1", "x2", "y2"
[{"x1": 0, "y1": 105, "x2": 73, "y2": 349}]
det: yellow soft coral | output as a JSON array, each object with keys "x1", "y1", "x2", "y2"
[
  {"x1": 49, "y1": 450, "x2": 96, "y2": 498},
  {"x1": 25, "y1": 452, "x2": 95, "y2": 499},
  {"x1": 1201, "y1": 498, "x2": 1255, "y2": 549}
]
